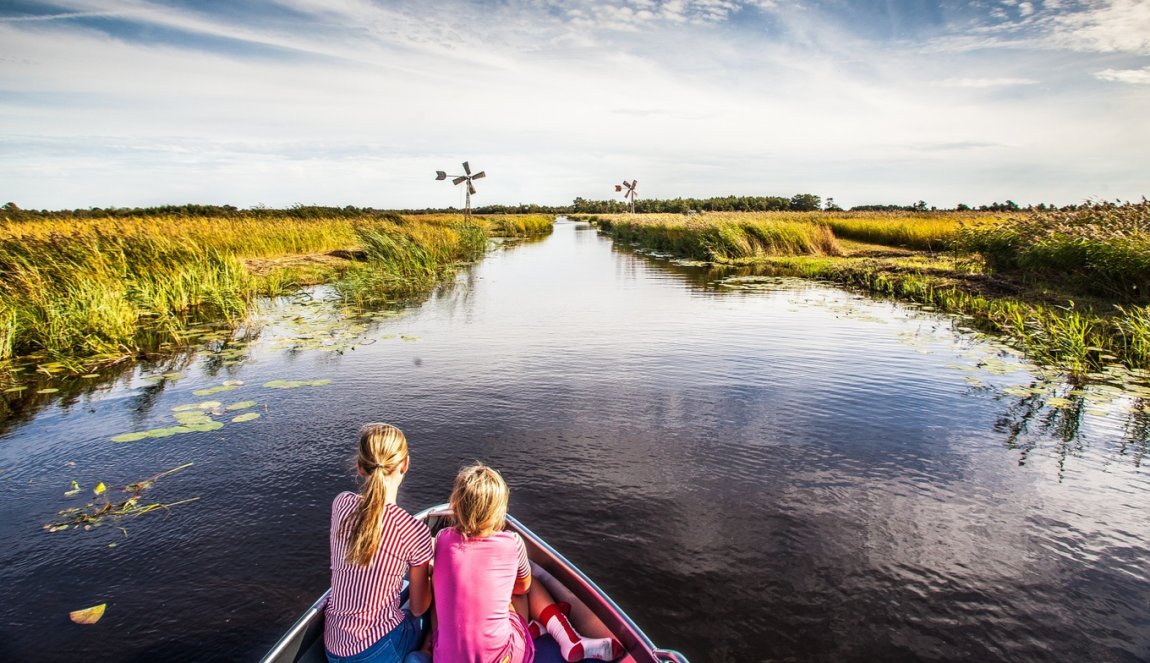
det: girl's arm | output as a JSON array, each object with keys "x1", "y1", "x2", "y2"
[
  {"x1": 512, "y1": 533, "x2": 531, "y2": 595},
  {"x1": 409, "y1": 562, "x2": 432, "y2": 616}
]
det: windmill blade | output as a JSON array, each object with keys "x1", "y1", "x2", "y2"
[
  {"x1": 462, "y1": 161, "x2": 471, "y2": 175},
  {"x1": 472, "y1": 171, "x2": 485, "y2": 180},
  {"x1": 452, "y1": 176, "x2": 468, "y2": 185},
  {"x1": 435, "y1": 171, "x2": 447, "y2": 180},
  {"x1": 631, "y1": 180, "x2": 638, "y2": 189},
  {"x1": 615, "y1": 185, "x2": 623, "y2": 192},
  {"x1": 468, "y1": 181, "x2": 476, "y2": 196}
]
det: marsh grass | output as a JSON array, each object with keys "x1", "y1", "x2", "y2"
[
  {"x1": 818, "y1": 212, "x2": 999, "y2": 252},
  {"x1": 595, "y1": 213, "x2": 841, "y2": 261},
  {"x1": 0, "y1": 212, "x2": 543, "y2": 364},
  {"x1": 955, "y1": 201, "x2": 1150, "y2": 300},
  {"x1": 592, "y1": 208, "x2": 1150, "y2": 373}
]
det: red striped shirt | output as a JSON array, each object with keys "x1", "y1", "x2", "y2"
[{"x1": 324, "y1": 492, "x2": 433, "y2": 657}]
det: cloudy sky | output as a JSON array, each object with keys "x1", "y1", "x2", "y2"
[{"x1": 1, "y1": 0, "x2": 1148, "y2": 209}]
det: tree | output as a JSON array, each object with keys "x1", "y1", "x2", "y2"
[{"x1": 790, "y1": 193, "x2": 821, "y2": 211}]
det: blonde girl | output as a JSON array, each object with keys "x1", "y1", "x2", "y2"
[
  {"x1": 432, "y1": 463, "x2": 622, "y2": 663},
  {"x1": 324, "y1": 424, "x2": 433, "y2": 663}
]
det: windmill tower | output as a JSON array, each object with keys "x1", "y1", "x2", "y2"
[
  {"x1": 435, "y1": 161, "x2": 486, "y2": 220},
  {"x1": 615, "y1": 179, "x2": 638, "y2": 213}
]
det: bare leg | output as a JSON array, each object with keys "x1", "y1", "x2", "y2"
[{"x1": 526, "y1": 580, "x2": 558, "y2": 621}]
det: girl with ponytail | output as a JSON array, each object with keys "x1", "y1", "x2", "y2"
[{"x1": 324, "y1": 424, "x2": 433, "y2": 663}]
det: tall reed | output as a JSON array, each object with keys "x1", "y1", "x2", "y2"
[
  {"x1": 597, "y1": 213, "x2": 840, "y2": 261},
  {"x1": 955, "y1": 201, "x2": 1150, "y2": 299}
]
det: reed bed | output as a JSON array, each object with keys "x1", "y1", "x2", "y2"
[
  {"x1": 0, "y1": 212, "x2": 543, "y2": 363},
  {"x1": 955, "y1": 201, "x2": 1150, "y2": 299},
  {"x1": 769, "y1": 257, "x2": 1150, "y2": 374},
  {"x1": 817, "y1": 212, "x2": 1000, "y2": 252},
  {"x1": 409, "y1": 213, "x2": 555, "y2": 237},
  {"x1": 595, "y1": 213, "x2": 841, "y2": 261}
]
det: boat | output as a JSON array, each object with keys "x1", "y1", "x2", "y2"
[{"x1": 261, "y1": 504, "x2": 689, "y2": 663}]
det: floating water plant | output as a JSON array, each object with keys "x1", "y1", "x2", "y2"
[
  {"x1": 192, "y1": 384, "x2": 239, "y2": 396},
  {"x1": 263, "y1": 379, "x2": 331, "y2": 389},
  {"x1": 224, "y1": 400, "x2": 257, "y2": 411},
  {"x1": 231, "y1": 412, "x2": 260, "y2": 423},
  {"x1": 46, "y1": 463, "x2": 198, "y2": 533}
]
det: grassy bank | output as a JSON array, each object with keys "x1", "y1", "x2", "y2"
[
  {"x1": 0, "y1": 212, "x2": 552, "y2": 365},
  {"x1": 591, "y1": 204, "x2": 1150, "y2": 374},
  {"x1": 593, "y1": 213, "x2": 841, "y2": 261}
]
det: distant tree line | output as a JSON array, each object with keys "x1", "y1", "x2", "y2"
[{"x1": 0, "y1": 197, "x2": 1111, "y2": 221}]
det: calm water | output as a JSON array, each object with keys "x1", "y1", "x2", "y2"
[{"x1": 1, "y1": 219, "x2": 1149, "y2": 662}]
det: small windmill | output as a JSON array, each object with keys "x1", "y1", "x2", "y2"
[
  {"x1": 615, "y1": 179, "x2": 638, "y2": 213},
  {"x1": 435, "y1": 161, "x2": 486, "y2": 220}
]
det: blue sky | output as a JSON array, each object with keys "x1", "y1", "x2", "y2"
[{"x1": 1, "y1": 0, "x2": 1148, "y2": 209}]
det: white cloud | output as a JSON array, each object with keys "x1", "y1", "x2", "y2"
[
  {"x1": 0, "y1": 0, "x2": 1147, "y2": 208},
  {"x1": 1046, "y1": 0, "x2": 1150, "y2": 55},
  {"x1": 1094, "y1": 66, "x2": 1150, "y2": 84}
]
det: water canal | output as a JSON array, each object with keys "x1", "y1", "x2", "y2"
[{"x1": 1, "y1": 219, "x2": 1148, "y2": 662}]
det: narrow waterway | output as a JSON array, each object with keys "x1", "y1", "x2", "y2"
[{"x1": 1, "y1": 219, "x2": 1148, "y2": 662}]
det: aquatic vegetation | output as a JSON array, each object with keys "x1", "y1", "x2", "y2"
[
  {"x1": 595, "y1": 213, "x2": 841, "y2": 261},
  {"x1": 476, "y1": 214, "x2": 555, "y2": 237},
  {"x1": 45, "y1": 463, "x2": 198, "y2": 532},
  {"x1": 263, "y1": 379, "x2": 331, "y2": 389},
  {"x1": 0, "y1": 211, "x2": 546, "y2": 368},
  {"x1": 231, "y1": 412, "x2": 260, "y2": 423},
  {"x1": 955, "y1": 201, "x2": 1150, "y2": 300}
]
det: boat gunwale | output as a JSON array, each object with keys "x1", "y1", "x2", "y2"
[{"x1": 259, "y1": 503, "x2": 689, "y2": 663}]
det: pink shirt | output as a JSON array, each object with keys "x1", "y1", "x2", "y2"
[
  {"x1": 324, "y1": 493, "x2": 434, "y2": 657},
  {"x1": 433, "y1": 527, "x2": 533, "y2": 663}
]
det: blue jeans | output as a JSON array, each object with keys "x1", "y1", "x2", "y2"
[{"x1": 326, "y1": 610, "x2": 425, "y2": 663}]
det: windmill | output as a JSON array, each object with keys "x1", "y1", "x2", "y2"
[
  {"x1": 615, "y1": 179, "x2": 638, "y2": 213},
  {"x1": 435, "y1": 161, "x2": 486, "y2": 220}
]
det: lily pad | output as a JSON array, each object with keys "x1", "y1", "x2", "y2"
[
  {"x1": 69, "y1": 603, "x2": 106, "y2": 625},
  {"x1": 193, "y1": 385, "x2": 239, "y2": 397},
  {"x1": 1046, "y1": 397, "x2": 1074, "y2": 409},
  {"x1": 174, "y1": 412, "x2": 213, "y2": 425},
  {"x1": 111, "y1": 431, "x2": 152, "y2": 443},
  {"x1": 171, "y1": 401, "x2": 223, "y2": 412},
  {"x1": 224, "y1": 400, "x2": 257, "y2": 411},
  {"x1": 263, "y1": 379, "x2": 331, "y2": 389},
  {"x1": 161, "y1": 372, "x2": 184, "y2": 380},
  {"x1": 401, "y1": 335, "x2": 420, "y2": 342},
  {"x1": 231, "y1": 412, "x2": 260, "y2": 423},
  {"x1": 183, "y1": 421, "x2": 224, "y2": 433}
]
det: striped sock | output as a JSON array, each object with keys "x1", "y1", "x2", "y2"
[{"x1": 539, "y1": 602, "x2": 623, "y2": 662}]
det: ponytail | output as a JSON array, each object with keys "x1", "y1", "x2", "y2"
[{"x1": 344, "y1": 423, "x2": 408, "y2": 566}]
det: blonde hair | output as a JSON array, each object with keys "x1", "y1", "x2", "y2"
[
  {"x1": 343, "y1": 423, "x2": 409, "y2": 566},
  {"x1": 450, "y1": 463, "x2": 509, "y2": 538}
]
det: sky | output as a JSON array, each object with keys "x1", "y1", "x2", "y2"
[{"x1": 1, "y1": 0, "x2": 1148, "y2": 210}]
